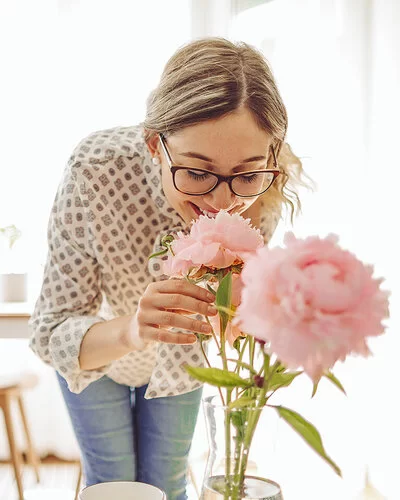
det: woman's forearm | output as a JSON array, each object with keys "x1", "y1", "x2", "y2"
[{"x1": 79, "y1": 315, "x2": 134, "y2": 370}]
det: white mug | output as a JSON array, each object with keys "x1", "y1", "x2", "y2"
[
  {"x1": 0, "y1": 273, "x2": 28, "y2": 302},
  {"x1": 79, "y1": 481, "x2": 167, "y2": 500}
]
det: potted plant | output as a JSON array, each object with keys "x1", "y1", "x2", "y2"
[{"x1": 0, "y1": 224, "x2": 28, "y2": 302}]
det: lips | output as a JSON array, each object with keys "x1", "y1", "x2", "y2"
[
  {"x1": 189, "y1": 203, "x2": 218, "y2": 218},
  {"x1": 189, "y1": 202, "x2": 241, "y2": 218}
]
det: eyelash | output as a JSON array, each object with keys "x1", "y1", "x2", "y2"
[
  {"x1": 187, "y1": 170, "x2": 211, "y2": 181},
  {"x1": 187, "y1": 170, "x2": 259, "y2": 184},
  {"x1": 239, "y1": 174, "x2": 258, "y2": 184}
]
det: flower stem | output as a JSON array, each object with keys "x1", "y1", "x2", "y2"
[
  {"x1": 224, "y1": 389, "x2": 233, "y2": 499},
  {"x1": 235, "y1": 336, "x2": 249, "y2": 375},
  {"x1": 220, "y1": 327, "x2": 228, "y2": 372},
  {"x1": 200, "y1": 339, "x2": 225, "y2": 406},
  {"x1": 249, "y1": 336, "x2": 255, "y2": 367},
  {"x1": 236, "y1": 353, "x2": 276, "y2": 488}
]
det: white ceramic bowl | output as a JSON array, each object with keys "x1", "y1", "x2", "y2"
[{"x1": 79, "y1": 481, "x2": 166, "y2": 500}]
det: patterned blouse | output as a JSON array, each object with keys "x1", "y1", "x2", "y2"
[{"x1": 29, "y1": 125, "x2": 278, "y2": 397}]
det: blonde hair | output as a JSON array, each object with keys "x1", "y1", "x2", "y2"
[{"x1": 144, "y1": 37, "x2": 312, "y2": 223}]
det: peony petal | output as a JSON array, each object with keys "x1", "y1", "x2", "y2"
[{"x1": 236, "y1": 233, "x2": 390, "y2": 382}]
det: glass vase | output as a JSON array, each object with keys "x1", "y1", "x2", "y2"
[{"x1": 201, "y1": 395, "x2": 284, "y2": 500}]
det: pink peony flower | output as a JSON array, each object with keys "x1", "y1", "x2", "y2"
[
  {"x1": 235, "y1": 232, "x2": 390, "y2": 381},
  {"x1": 163, "y1": 211, "x2": 264, "y2": 277},
  {"x1": 231, "y1": 273, "x2": 244, "y2": 308}
]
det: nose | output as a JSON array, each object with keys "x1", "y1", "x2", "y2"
[{"x1": 206, "y1": 180, "x2": 236, "y2": 211}]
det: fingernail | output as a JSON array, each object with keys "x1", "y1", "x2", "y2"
[
  {"x1": 202, "y1": 323, "x2": 212, "y2": 332},
  {"x1": 207, "y1": 292, "x2": 215, "y2": 301},
  {"x1": 208, "y1": 306, "x2": 217, "y2": 315}
]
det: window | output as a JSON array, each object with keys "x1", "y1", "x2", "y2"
[{"x1": 0, "y1": 0, "x2": 191, "y2": 293}]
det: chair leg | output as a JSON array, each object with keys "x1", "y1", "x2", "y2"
[
  {"x1": 1, "y1": 393, "x2": 25, "y2": 500},
  {"x1": 74, "y1": 461, "x2": 83, "y2": 500},
  {"x1": 18, "y1": 394, "x2": 41, "y2": 482},
  {"x1": 187, "y1": 462, "x2": 200, "y2": 499}
]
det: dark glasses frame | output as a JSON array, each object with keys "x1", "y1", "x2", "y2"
[{"x1": 158, "y1": 133, "x2": 280, "y2": 198}]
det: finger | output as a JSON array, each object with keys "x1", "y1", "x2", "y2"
[
  {"x1": 167, "y1": 309, "x2": 210, "y2": 316},
  {"x1": 143, "y1": 311, "x2": 213, "y2": 335},
  {"x1": 151, "y1": 294, "x2": 218, "y2": 317},
  {"x1": 167, "y1": 309, "x2": 194, "y2": 315},
  {"x1": 152, "y1": 279, "x2": 215, "y2": 303},
  {"x1": 144, "y1": 326, "x2": 197, "y2": 345}
]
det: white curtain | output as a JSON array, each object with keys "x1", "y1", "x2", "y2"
[{"x1": 225, "y1": 1, "x2": 399, "y2": 498}]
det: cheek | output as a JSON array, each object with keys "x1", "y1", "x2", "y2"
[
  {"x1": 161, "y1": 171, "x2": 191, "y2": 207},
  {"x1": 161, "y1": 166, "x2": 180, "y2": 203},
  {"x1": 161, "y1": 165, "x2": 173, "y2": 192},
  {"x1": 240, "y1": 197, "x2": 257, "y2": 213}
]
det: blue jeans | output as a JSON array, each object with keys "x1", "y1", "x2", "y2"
[{"x1": 57, "y1": 373, "x2": 202, "y2": 500}]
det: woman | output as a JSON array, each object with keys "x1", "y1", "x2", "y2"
[{"x1": 29, "y1": 37, "x2": 308, "y2": 499}]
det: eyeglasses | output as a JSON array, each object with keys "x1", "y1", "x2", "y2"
[{"x1": 158, "y1": 133, "x2": 280, "y2": 198}]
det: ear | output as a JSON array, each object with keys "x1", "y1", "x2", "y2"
[{"x1": 145, "y1": 132, "x2": 160, "y2": 157}]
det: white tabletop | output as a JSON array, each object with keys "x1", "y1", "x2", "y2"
[
  {"x1": 0, "y1": 301, "x2": 33, "y2": 338},
  {"x1": 0, "y1": 301, "x2": 33, "y2": 317}
]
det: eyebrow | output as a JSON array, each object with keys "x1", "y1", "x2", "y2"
[{"x1": 178, "y1": 151, "x2": 267, "y2": 171}]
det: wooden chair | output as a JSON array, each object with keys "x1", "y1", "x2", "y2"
[
  {"x1": 75, "y1": 461, "x2": 83, "y2": 500},
  {"x1": 0, "y1": 372, "x2": 41, "y2": 500}
]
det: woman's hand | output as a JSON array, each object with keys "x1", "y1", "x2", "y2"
[{"x1": 128, "y1": 279, "x2": 218, "y2": 347}]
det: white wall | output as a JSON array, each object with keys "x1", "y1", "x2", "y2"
[
  {"x1": 0, "y1": 0, "x2": 191, "y2": 297},
  {"x1": 228, "y1": 2, "x2": 399, "y2": 498}
]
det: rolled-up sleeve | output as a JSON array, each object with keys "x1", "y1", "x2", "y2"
[{"x1": 29, "y1": 164, "x2": 109, "y2": 393}]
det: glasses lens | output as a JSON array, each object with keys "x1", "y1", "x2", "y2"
[
  {"x1": 231, "y1": 172, "x2": 275, "y2": 196},
  {"x1": 174, "y1": 169, "x2": 218, "y2": 194}
]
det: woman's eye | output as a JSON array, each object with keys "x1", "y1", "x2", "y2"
[
  {"x1": 239, "y1": 173, "x2": 258, "y2": 184},
  {"x1": 186, "y1": 170, "x2": 211, "y2": 181}
]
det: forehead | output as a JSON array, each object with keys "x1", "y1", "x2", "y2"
[{"x1": 167, "y1": 108, "x2": 272, "y2": 162}]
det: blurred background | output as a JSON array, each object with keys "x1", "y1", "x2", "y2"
[{"x1": 0, "y1": 1, "x2": 398, "y2": 499}]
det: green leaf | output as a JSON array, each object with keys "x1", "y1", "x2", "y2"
[
  {"x1": 268, "y1": 371, "x2": 302, "y2": 392},
  {"x1": 161, "y1": 234, "x2": 174, "y2": 245},
  {"x1": 232, "y1": 337, "x2": 241, "y2": 354},
  {"x1": 275, "y1": 362, "x2": 286, "y2": 373},
  {"x1": 215, "y1": 272, "x2": 232, "y2": 335},
  {"x1": 311, "y1": 379, "x2": 320, "y2": 398},
  {"x1": 184, "y1": 366, "x2": 250, "y2": 388},
  {"x1": 148, "y1": 248, "x2": 168, "y2": 260},
  {"x1": 312, "y1": 371, "x2": 346, "y2": 398},
  {"x1": 272, "y1": 405, "x2": 342, "y2": 476},
  {"x1": 228, "y1": 396, "x2": 256, "y2": 409},
  {"x1": 215, "y1": 305, "x2": 234, "y2": 316},
  {"x1": 149, "y1": 234, "x2": 175, "y2": 260},
  {"x1": 232, "y1": 336, "x2": 247, "y2": 355},
  {"x1": 325, "y1": 371, "x2": 346, "y2": 395}
]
